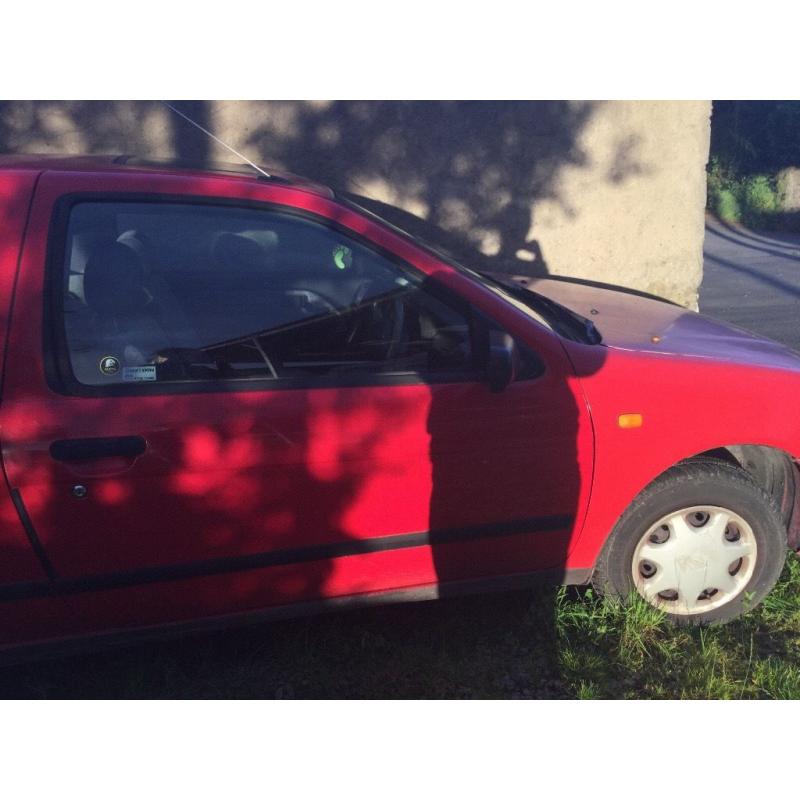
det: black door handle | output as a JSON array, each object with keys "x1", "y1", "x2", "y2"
[{"x1": 50, "y1": 436, "x2": 147, "y2": 462}]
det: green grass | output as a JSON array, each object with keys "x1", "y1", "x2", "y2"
[
  {"x1": 555, "y1": 555, "x2": 800, "y2": 699},
  {"x1": 2, "y1": 555, "x2": 800, "y2": 699}
]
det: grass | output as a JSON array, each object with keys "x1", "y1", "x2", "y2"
[
  {"x1": 555, "y1": 555, "x2": 800, "y2": 699},
  {"x1": 2, "y1": 555, "x2": 800, "y2": 699}
]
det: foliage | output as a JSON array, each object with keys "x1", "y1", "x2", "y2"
[
  {"x1": 711, "y1": 101, "x2": 800, "y2": 177},
  {"x1": 707, "y1": 157, "x2": 783, "y2": 228},
  {"x1": 711, "y1": 187, "x2": 741, "y2": 223},
  {"x1": 707, "y1": 101, "x2": 800, "y2": 229}
]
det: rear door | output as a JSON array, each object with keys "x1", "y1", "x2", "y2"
[{"x1": 0, "y1": 169, "x2": 593, "y2": 632}]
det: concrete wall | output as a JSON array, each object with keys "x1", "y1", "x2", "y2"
[
  {"x1": 779, "y1": 167, "x2": 800, "y2": 212},
  {"x1": 0, "y1": 100, "x2": 711, "y2": 308}
]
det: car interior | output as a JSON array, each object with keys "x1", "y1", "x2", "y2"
[{"x1": 61, "y1": 203, "x2": 475, "y2": 385}]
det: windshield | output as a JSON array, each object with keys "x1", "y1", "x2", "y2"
[{"x1": 339, "y1": 193, "x2": 602, "y2": 345}]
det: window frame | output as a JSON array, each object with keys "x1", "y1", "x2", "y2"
[{"x1": 44, "y1": 192, "x2": 504, "y2": 398}]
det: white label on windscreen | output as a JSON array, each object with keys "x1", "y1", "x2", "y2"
[{"x1": 122, "y1": 365, "x2": 157, "y2": 382}]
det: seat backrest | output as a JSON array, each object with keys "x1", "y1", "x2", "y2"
[
  {"x1": 75, "y1": 241, "x2": 170, "y2": 368},
  {"x1": 116, "y1": 230, "x2": 200, "y2": 349},
  {"x1": 84, "y1": 241, "x2": 150, "y2": 317}
]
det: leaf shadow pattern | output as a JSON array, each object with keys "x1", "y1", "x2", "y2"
[{"x1": 239, "y1": 101, "x2": 600, "y2": 279}]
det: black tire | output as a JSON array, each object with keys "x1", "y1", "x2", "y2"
[{"x1": 593, "y1": 459, "x2": 787, "y2": 625}]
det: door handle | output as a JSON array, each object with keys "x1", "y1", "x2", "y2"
[{"x1": 49, "y1": 436, "x2": 147, "y2": 462}]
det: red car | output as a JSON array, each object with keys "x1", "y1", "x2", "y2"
[{"x1": 0, "y1": 154, "x2": 797, "y2": 656}]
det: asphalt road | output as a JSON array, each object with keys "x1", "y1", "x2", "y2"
[{"x1": 700, "y1": 216, "x2": 800, "y2": 350}]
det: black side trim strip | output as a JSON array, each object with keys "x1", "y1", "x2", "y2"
[
  {"x1": 0, "y1": 514, "x2": 573, "y2": 603},
  {"x1": 10, "y1": 489, "x2": 57, "y2": 584},
  {"x1": 0, "y1": 580, "x2": 52, "y2": 602}
]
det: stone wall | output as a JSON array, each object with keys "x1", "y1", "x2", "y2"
[
  {"x1": 778, "y1": 168, "x2": 800, "y2": 213},
  {"x1": 0, "y1": 100, "x2": 711, "y2": 307}
]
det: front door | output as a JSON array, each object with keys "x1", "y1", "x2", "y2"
[{"x1": 0, "y1": 173, "x2": 592, "y2": 631}]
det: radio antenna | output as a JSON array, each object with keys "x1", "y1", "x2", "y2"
[{"x1": 160, "y1": 101, "x2": 272, "y2": 179}]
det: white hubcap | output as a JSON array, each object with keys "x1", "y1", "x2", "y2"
[{"x1": 631, "y1": 505, "x2": 757, "y2": 615}]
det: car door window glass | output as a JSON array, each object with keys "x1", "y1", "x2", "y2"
[{"x1": 59, "y1": 202, "x2": 476, "y2": 387}]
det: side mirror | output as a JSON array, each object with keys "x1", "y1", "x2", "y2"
[{"x1": 487, "y1": 332, "x2": 516, "y2": 392}]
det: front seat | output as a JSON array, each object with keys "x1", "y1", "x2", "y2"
[
  {"x1": 71, "y1": 241, "x2": 173, "y2": 379},
  {"x1": 117, "y1": 229, "x2": 199, "y2": 349}
]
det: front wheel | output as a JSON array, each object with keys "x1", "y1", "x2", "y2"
[{"x1": 593, "y1": 460, "x2": 788, "y2": 624}]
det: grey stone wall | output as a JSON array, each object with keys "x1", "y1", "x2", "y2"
[
  {"x1": 0, "y1": 100, "x2": 711, "y2": 308},
  {"x1": 778, "y1": 168, "x2": 800, "y2": 213}
]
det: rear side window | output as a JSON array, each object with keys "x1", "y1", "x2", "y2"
[{"x1": 55, "y1": 201, "x2": 479, "y2": 390}]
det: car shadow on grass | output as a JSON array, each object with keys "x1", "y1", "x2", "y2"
[
  {"x1": 0, "y1": 587, "x2": 574, "y2": 699},
  {"x1": 5, "y1": 558, "x2": 800, "y2": 699}
]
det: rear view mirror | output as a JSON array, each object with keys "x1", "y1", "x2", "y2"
[{"x1": 487, "y1": 332, "x2": 516, "y2": 392}]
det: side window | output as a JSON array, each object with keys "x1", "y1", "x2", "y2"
[{"x1": 58, "y1": 201, "x2": 478, "y2": 388}]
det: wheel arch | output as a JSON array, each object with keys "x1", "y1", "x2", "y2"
[
  {"x1": 570, "y1": 442, "x2": 800, "y2": 578},
  {"x1": 682, "y1": 444, "x2": 799, "y2": 550}
]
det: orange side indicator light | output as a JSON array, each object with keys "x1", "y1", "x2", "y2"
[{"x1": 618, "y1": 413, "x2": 643, "y2": 429}]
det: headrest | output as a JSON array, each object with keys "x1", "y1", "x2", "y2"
[
  {"x1": 83, "y1": 242, "x2": 149, "y2": 315},
  {"x1": 117, "y1": 230, "x2": 155, "y2": 264},
  {"x1": 212, "y1": 233, "x2": 266, "y2": 270}
]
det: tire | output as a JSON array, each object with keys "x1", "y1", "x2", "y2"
[{"x1": 593, "y1": 459, "x2": 787, "y2": 625}]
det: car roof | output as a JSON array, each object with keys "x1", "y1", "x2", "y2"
[{"x1": 0, "y1": 154, "x2": 335, "y2": 197}]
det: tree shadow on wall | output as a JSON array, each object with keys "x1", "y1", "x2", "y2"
[
  {"x1": 244, "y1": 101, "x2": 599, "y2": 279},
  {"x1": 1, "y1": 100, "x2": 664, "y2": 282}
]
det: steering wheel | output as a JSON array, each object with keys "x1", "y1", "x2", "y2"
[
  {"x1": 285, "y1": 289, "x2": 340, "y2": 317},
  {"x1": 348, "y1": 281, "x2": 405, "y2": 360}
]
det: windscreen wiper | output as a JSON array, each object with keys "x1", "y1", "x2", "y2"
[{"x1": 477, "y1": 273, "x2": 602, "y2": 345}]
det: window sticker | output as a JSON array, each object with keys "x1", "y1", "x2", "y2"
[
  {"x1": 98, "y1": 356, "x2": 121, "y2": 376},
  {"x1": 122, "y1": 365, "x2": 157, "y2": 382},
  {"x1": 332, "y1": 244, "x2": 353, "y2": 270}
]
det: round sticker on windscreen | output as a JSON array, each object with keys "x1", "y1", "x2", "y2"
[
  {"x1": 99, "y1": 355, "x2": 121, "y2": 376},
  {"x1": 332, "y1": 244, "x2": 352, "y2": 270}
]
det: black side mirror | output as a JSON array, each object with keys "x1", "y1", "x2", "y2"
[{"x1": 487, "y1": 332, "x2": 516, "y2": 392}]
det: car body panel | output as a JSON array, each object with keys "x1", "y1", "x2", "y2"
[
  {"x1": 530, "y1": 276, "x2": 800, "y2": 370},
  {"x1": 0, "y1": 169, "x2": 81, "y2": 645},
  {"x1": 0, "y1": 169, "x2": 54, "y2": 584},
  {"x1": 562, "y1": 340, "x2": 800, "y2": 567}
]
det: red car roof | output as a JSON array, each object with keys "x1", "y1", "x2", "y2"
[{"x1": 0, "y1": 154, "x2": 335, "y2": 198}]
